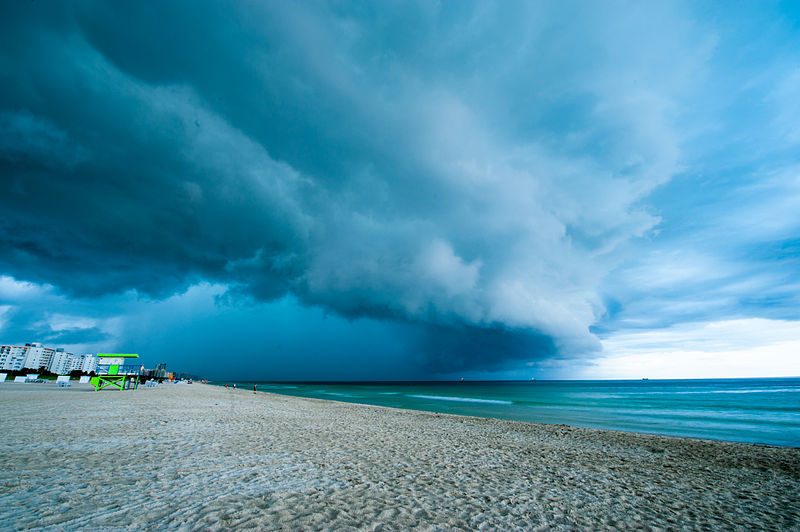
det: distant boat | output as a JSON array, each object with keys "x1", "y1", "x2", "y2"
[{"x1": 642, "y1": 378, "x2": 649, "y2": 381}]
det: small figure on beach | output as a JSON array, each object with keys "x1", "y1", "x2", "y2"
[
  {"x1": 225, "y1": 384, "x2": 228, "y2": 389},
  {"x1": 253, "y1": 384, "x2": 257, "y2": 394},
  {"x1": 233, "y1": 383, "x2": 236, "y2": 390}
]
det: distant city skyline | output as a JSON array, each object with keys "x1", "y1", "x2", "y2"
[
  {"x1": 0, "y1": 342, "x2": 99, "y2": 375},
  {"x1": 0, "y1": 340, "x2": 180, "y2": 380},
  {"x1": 0, "y1": 2, "x2": 798, "y2": 380}
]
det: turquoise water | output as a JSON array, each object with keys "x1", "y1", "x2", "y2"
[{"x1": 219, "y1": 379, "x2": 800, "y2": 447}]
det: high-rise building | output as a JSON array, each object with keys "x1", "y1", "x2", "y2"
[
  {"x1": 70, "y1": 353, "x2": 99, "y2": 374},
  {"x1": 48, "y1": 350, "x2": 74, "y2": 375},
  {"x1": 0, "y1": 345, "x2": 29, "y2": 371},
  {"x1": 1, "y1": 343, "x2": 102, "y2": 374},
  {"x1": 1, "y1": 342, "x2": 107, "y2": 375},
  {"x1": 23, "y1": 343, "x2": 56, "y2": 371}
]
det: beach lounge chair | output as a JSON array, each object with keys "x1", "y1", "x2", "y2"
[
  {"x1": 25, "y1": 374, "x2": 39, "y2": 383},
  {"x1": 57, "y1": 376, "x2": 71, "y2": 387}
]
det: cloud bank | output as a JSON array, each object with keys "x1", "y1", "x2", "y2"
[{"x1": 2, "y1": 2, "x2": 798, "y2": 376}]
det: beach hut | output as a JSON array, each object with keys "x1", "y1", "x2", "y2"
[{"x1": 92, "y1": 353, "x2": 140, "y2": 391}]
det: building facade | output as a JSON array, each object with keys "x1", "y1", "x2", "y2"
[
  {"x1": 23, "y1": 343, "x2": 56, "y2": 371},
  {"x1": 0, "y1": 345, "x2": 29, "y2": 371},
  {"x1": 71, "y1": 353, "x2": 99, "y2": 374},
  {"x1": 49, "y1": 350, "x2": 73, "y2": 375}
]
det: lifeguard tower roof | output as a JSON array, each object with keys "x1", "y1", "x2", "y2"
[{"x1": 97, "y1": 353, "x2": 139, "y2": 358}]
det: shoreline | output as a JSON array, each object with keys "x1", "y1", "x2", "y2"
[{"x1": 1, "y1": 382, "x2": 798, "y2": 529}]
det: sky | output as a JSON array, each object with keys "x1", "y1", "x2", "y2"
[{"x1": 1, "y1": 1, "x2": 799, "y2": 380}]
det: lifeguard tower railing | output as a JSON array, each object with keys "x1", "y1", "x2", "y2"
[{"x1": 97, "y1": 364, "x2": 140, "y2": 375}]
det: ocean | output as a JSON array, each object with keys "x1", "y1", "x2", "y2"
[{"x1": 218, "y1": 378, "x2": 800, "y2": 447}]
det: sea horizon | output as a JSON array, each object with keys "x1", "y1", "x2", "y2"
[{"x1": 223, "y1": 376, "x2": 800, "y2": 383}]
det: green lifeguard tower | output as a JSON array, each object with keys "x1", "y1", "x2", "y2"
[{"x1": 92, "y1": 353, "x2": 140, "y2": 391}]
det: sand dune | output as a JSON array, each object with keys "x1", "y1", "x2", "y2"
[{"x1": 0, "y1": 382, "x2": 798, "y2": 530}]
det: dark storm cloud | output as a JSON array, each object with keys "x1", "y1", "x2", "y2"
[
  {"x1": 411, "y1": 324, "x2": 557, "y2": 374},
  {"x1": 1, "y1": 1, "x2": 717, "y2": 371}
]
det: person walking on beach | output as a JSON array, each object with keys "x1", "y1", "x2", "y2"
[
  {"x1": 253, "y1": 383, "x2": 257, "y2": 394},
  {"x1": 233, "y1": 383, "x2": 236, "y2": 390}
]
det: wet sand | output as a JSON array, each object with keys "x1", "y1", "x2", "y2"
[{"x1": 0, "y1": 382, "x2": 798, "y2": 530}]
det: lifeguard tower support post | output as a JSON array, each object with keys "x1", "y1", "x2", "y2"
[{"x1": 92, "y1": 353, "x2": 140, "y2": 391}]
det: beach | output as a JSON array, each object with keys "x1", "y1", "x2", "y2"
[{"x1": 1, "y1": 383, "x2": 798, "y2": 530}]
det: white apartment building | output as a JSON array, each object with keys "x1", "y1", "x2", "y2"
[
  {"x1": 23, "y1": 343, "x2": 56, "y2": 371},
  {"x1": 1, "y1": 343, "x2": 101, "y2": 374},
  {"x1": 70, "y1": 353, "x2": 99, "y2": 374},
  {"x1": 49, "y1": 350, "x2": 73, "y2": 375},
  {"x1": 42, "y1": 351, "x2": 100, "y2": 375},
  {"x1": 0, "y1": 345, "x2": 29, "y2": 371}
]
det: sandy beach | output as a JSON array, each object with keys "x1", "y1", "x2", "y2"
[{"x1": 0, "y1": 382, "x2": 798, "y2": 530}]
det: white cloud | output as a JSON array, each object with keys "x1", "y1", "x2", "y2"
[
  {"x1": 0, "y1": 276, "x2": 50, "y2": 300},
  {"x1": 45, "y1": 314, "x2": 99, "y2": 331},
  {"x1": 582, "y1": 319, "x2": 800, "y2": 379},
  {"x1": 718, "y1": 165, "x2": 800, "y2": 241}
]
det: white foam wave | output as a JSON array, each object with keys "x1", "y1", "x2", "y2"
[
  {"x1": 673, "y1": 388, "x2": 799, "y2": 394},
  {"x1": 408, "y1": 394, "x2": 513, "y2": 405}
]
